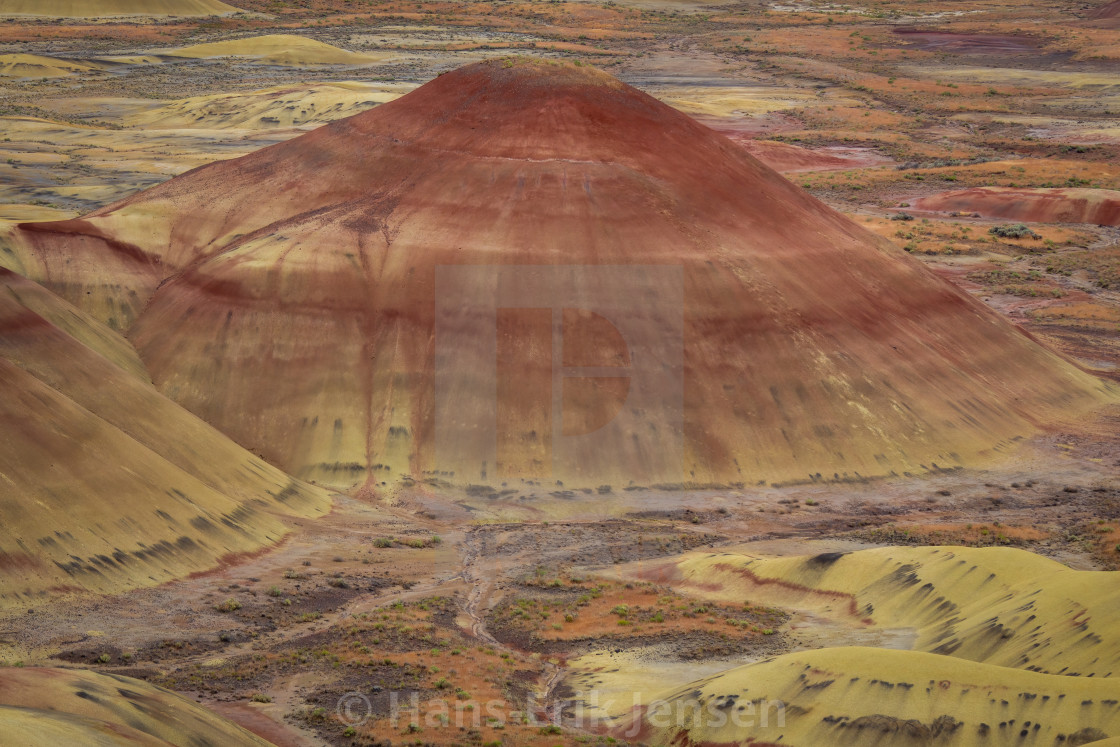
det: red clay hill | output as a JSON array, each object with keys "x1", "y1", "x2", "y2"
[
  {"x1": 1092, "y1": 0, "x2": 1120, "y2": 21},
  {"x1": 4, "y1": 58, "x2": 1114, "y2": 490}
]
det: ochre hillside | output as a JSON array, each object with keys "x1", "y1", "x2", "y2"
[
  {"x1": 5, "y1": 59, "x2": 1114, "y2": 490},
  {"x1": 613, "y1": 647, "x2": 1120, "y2": 746},
  {"x1": 0, "y1": 667, "x2": 270, "y2": 746},
  {"x1": 0, "y1": 268, "x2": 329, "y2": 604},
  {"x1": 161, "y1": 34, "x2": 382, "y2": 66},
  {"x1": 0, "y1": 54, "x2": 102, "y2": 78},
  {"x1": 0, "y1": 0, "x2": 242, "y2": 16},
  {"x1": 645, "y1": 546, "x2": 1120, "y2": 676},
  {"x1": 603, "y1": 546, "x2": 1120, "y2": 745}
]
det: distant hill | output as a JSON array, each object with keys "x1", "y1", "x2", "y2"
[
  {"x1": 0, "y1": 54, "x2": 103, "y2": 78},
  {"x1": 164, "y1": 34, "x2": 382, "y2": 66},
  {"x1": 0, "y1": 0, "x2": 242, "y2": 17}
]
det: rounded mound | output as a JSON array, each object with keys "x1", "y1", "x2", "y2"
[
  {"x1": 10, "y1": 59, "x2": 1116, "y2": 490},
  {"x1": 613, "y1": 647, "x2": 1120, "y2": 746},
  {"x1": 656, "y1": 545, "x2": 1120, "y2": 675},
  {"x1": 606, "y1": 545, "x2": 1120, "y2": 745},
  {"x1": 164, "y1": 34, "x2": 382, "y2": 66},
  {"x1": 0, "y1": 54, "x2": 102, "y2": 78},
  {"x1": 0, "y1": 667, "x2": 270, "y2": 746}
]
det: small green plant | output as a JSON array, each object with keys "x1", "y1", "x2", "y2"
[
  {"x1": 216, "y1": 598, "x2": 242, "y2": 613},
  {"x1": 251, "y1": 693, "x2": 272, "y2": 703}
]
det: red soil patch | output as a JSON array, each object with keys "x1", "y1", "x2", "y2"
[
  {"x1": 1092, "y1": 0, "x2": 1120, "y2": 19},
  {"x1": 913, "y1": 187, "x2": 1120, "y2": 226},
  {"x1": 0, "y1": 552, "x2": 44, "y2": 571},
  {"x1": 732, "y1": 139, "x2": 891, "y2": 173},
  {"x1": 204, "y1": 702, "x2": 297, "y2": 745}
]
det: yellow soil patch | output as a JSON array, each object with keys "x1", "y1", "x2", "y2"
[
  {"x1": 613, "y1": 647, "x2": 1120, "y2": 746},
  {"x1": 0, "y1": 206, "x2": 78, "y2": 222},
  {"x1": 597, "y1": 546, "x2": 1120, "y2": 744},
  {"x1": 0, "y1": 54, "x2": 102, "y2": 78},
  {"x1": 126, "y1": 81, "x2": 410, "y2": 130},
  {"x1": 162, "y1": 34, "x2": 387, "y2": 66},
  {"x1": 853, "y1": 214, "x2": 1089, "y2": 257},
  {"x1": 654, "y1": 85, "x2": 838, "y2": 117},
  {"x1": 0, "y1": 667, "x2": 269, "y2": 746},
  {"x1": 912, "y1": 65, "x2": 1120, "y2": 90},
  {"x1": 654, "y1": 546, "x2": 1120, "y2": 676},
  {"x1": 1029, "y1": 302, "x2": 1120, "y2": 329},
  {"x1": 820, "y1": 158, "x2": 1119, "y2": 193},
  {"x1": 0, "y1": 0, "x2": 242, "y2": 16}
]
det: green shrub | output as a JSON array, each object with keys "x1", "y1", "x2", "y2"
[
  {"x1": 215, "y1": 598, "x2": 242, "y2": 613},
  {"x1": 989, "y1": 223, "x2": 1039, "y2": 239}
]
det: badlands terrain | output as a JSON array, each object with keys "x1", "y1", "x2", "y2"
[{"x1": 0, "y1": 0, "x2": 1119, "y2": 745}]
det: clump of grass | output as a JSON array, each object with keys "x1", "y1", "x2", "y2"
[{"x1": 215, "y1": 598, "x2": 242, "y2": 613}]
